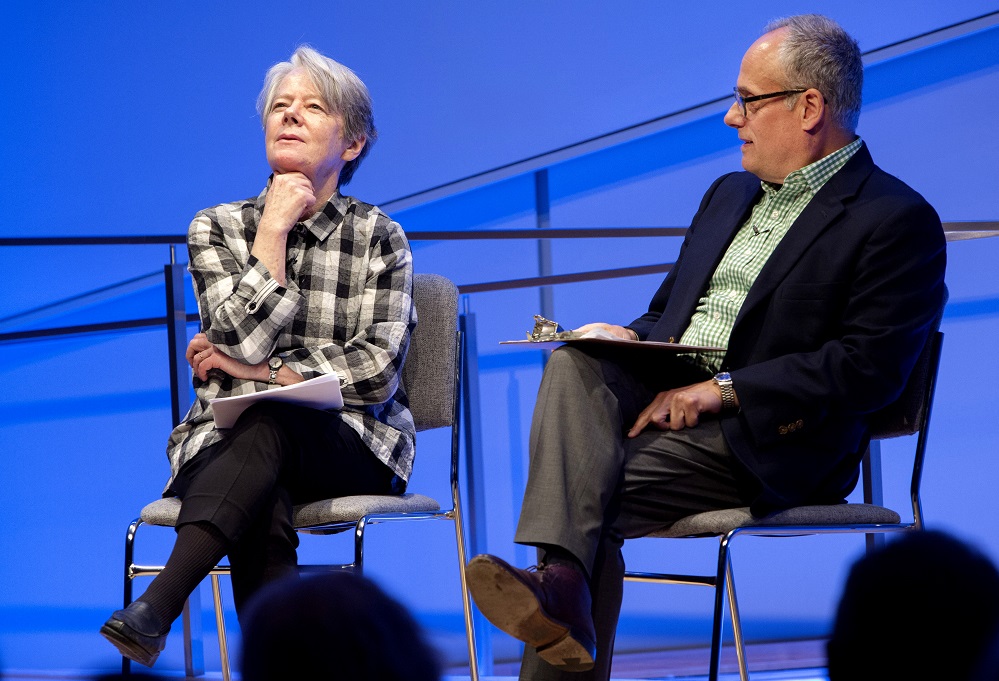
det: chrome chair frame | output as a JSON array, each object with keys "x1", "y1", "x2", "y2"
[
  {"x1": 624, "y1": 329, "x2": 944, "y2": 681},
  {"x1": 119, "y1": 273, "x2": 479, "y2": 681}
]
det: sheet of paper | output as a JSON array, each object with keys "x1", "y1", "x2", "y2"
[{"x1": 209, "y1": 372, "x2": 344, "y2": 429}]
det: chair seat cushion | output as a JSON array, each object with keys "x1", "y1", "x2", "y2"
[
  {"x1": 646, "y1": 503, "x2": 903, "y2": 538},
  {"x1": 140, "y1": 494, "x2": 442, "y2": 529},
  {"x1": 140, "y1": 497, "x2": 183, "y2": 526},
  {"x1": 293, "y1": 493, "x2": 441, "y2": 527}
]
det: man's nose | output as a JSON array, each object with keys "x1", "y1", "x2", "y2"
[{"x1": 723, "y1": 101, "x2": 744, "y2": 128}]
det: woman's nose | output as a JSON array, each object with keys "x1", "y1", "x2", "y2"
[{"x1": 283, "y1": 101, "x2": 301, "y2": 122}]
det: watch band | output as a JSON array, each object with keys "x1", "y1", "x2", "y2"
[
  {"x1": 268, "y1": 355, "x2": 283, "y2": 385},
  {"x1": 714, "y1": 372, "x2": 736, "y2": 411}
]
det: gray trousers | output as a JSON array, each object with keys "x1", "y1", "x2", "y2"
[{"x1": 514, "y1": 346, "x2": 758, "y2": 680}]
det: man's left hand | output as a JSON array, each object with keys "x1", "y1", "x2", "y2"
[{"x1": 627, "y1": 379, "x2": 723, "y2": 436}]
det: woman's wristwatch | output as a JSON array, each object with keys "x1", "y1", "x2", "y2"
[{"x1": 268, "y1": 355, "x2": 284, "y2": 384}]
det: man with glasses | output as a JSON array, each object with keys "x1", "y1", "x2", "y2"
[{"x1": 466, "y1": 14, "x2": 946, "y2": 681}]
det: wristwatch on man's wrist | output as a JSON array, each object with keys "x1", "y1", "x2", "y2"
[
  {"x1": 713, "y1": 372, "x2": 737, "y2": 411},
  {"x1": 268, "y1": 355, "x2": 284, "y2": 385}
]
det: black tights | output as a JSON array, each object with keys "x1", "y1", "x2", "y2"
[{"x1": 139, "y1": 401, "x2": 397, "y2": 629}]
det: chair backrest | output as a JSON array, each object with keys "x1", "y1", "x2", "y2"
[
  {"x1": 867, "y1": 286, "x2": 947, "y2": 440},
  {"x1": 401, "y1": 273, "x2": 460, "y2": 432},
  {"x1": 867, "y1": 330, "x2": 944, "y2": 440}
]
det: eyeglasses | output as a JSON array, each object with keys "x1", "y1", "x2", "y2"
[{"x1": 732, "y1": 88, "x2": 808, "y2": 117}]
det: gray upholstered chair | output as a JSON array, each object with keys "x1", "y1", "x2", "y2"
[
  {"x1": 119, "y1": 273, "x2": 479, "y2": 681},
  {"x1": 623, "y1": 328, "x2": 945, "y2": 681}
]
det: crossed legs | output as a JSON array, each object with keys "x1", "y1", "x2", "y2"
[
  {"x1": 469, "y1": 346, "x2": 755, "y2": 680},
  {"x1": 102, "y1": 400, "x2": 396, "y2": 665}
]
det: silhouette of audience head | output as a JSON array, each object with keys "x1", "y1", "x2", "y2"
[
  {"x1": 827, "y1": 529, "x2": 999, "y2": 681},
  {"x1": 240, "y1": 571, "x2": 442, "y2": 681}
]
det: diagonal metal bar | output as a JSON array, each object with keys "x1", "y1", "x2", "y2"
[{"x1": 458, "y1": 263, "x2": 673, "y2": 294}]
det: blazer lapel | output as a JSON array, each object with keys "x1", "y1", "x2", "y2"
[
  {"x1": 661, "y1": 174, "x2": 761, "y2": 330},
  {"x1": 735, "y1": 144, "x2": 876, "y2": 325}
]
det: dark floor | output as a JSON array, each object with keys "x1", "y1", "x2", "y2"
[
  {"x1": 0, "y1": 638, "x2": 829, "y2": 681},
  {"x1": 446, "y1": 639, "x2": 830, "y2": 680}
]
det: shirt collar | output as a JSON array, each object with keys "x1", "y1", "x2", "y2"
[
  {"x1": 256, "y1": 177, "x2": 347, "y2": 242},
  {"x1": 762, "y1": 137, "x2": 863, "y2": 196}
]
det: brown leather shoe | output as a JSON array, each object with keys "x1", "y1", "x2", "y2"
[{"x1": 466, "y1": 554, "x2": 596, "y2": 672}]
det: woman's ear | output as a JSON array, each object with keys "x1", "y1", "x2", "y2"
[{"x1": 341, "y1": 136, "x2": 366, "y2": 162}]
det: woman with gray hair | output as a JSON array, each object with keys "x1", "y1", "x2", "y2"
[{"x1": 101, "y1": 45, "x2": 416, "y2": 668}]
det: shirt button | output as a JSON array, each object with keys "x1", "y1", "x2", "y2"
[{"x1": 713, "y1": 312, "x2": 721, "y2": 320}]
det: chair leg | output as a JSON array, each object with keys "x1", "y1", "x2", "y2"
[
  {"x1": 122, "y1": 519, "x2": 141, "y2": 676},
  {"x1": 352, "y1": 516, "x2": 369, "y2": 574},
  {"x1": 182, "y1": 591, "x2": 206, "y2": 678},
  {"x1": 452, "y1": 506, "x2": 480, "y2": 681},
  {"x1": 123, "y1": 519, "x2": 231, "y2": 679},
  {"x1": 210, "y1": 574, "x2": 231, "y2": 681},
  {"x1": 708, "y1": 537, "x2": 730, "y2": 681},
  {"x1": 863, "y1": 442, "x2": 887, "y2": 555},
  {"x1": 725, "y1": 556, "x2": 749, "y2": 681}
]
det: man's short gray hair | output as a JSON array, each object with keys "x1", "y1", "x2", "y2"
[
  {"x1": 257, "y1": 45, "x2": 377, "y2": 188},
  {"x1": 765, "y1": 14, "x2": 863, "y2": 133}
]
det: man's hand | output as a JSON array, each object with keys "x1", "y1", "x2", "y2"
[
  {"x1": 186, "y1": 333, "x2": 266, "y2": 382},
  {"x1": 627, "y1": 379, "x2": 724, "y2": 436},
  {"x1": 574, "y1": 323, "x2": 638, "y2": 341}
]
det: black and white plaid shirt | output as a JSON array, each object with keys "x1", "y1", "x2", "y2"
[{"x1": 164, "y1": 184, "x2": 416, "y2": 493}]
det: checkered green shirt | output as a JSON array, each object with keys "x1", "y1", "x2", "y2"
[{"x1": 679, "y1": 138, "x2": 863, "y2": 373}]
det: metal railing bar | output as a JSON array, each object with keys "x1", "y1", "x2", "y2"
[
  {"x1": 948, "y1": 231, "x2": 999, "y2": 242},
  {"x1": 943, "y1": 221, "x2": 999, "y2": 242},
  {"x1": 1, "y1": 221, "x2": 994, "y2": 343},
  {"x1": 378, "y1": 95, "x2": 733, "y2": 213},
  {"x1": 0, "y1": 271, "x2": 163, "y2": 331},
  {"x1": 0, "y1": 228, "x2": 686, "y2": 246},
  {"x1": 1, "y1": 264, "x2": 674, "y2": 343},
  {"x1": 0, "y1": 313, "x2": 199, "y2": 344},
  {"x1": 1, "y1": 264, "x2": 680, "y2": 342},
  {"x1": 860, "y1": 10, "x2": 999, "y2": 64},
  {"x1": 0, "y1": 236, "x2": 185, "y2": 247},
  {"x1": 410, "y1": 227, "x2": 688, "y2": 240},
  {"x1": 458, "y1": 263, "x2": 673, "y2": 294},
  {"x1": 376, "y1": 11, "x2": 999, "y2": 213},
  {"x1": 1, "y1": 222, "x2": 993, "y2": 247}
]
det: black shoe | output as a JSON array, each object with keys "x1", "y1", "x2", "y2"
[
  {"x1": 100, "y1": 601, "x2": 169, "y2": 667},
  {"x1": 466, "y1": 554, "x2": 596, "y2": 672}
]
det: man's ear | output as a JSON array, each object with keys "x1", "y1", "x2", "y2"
[
  {"x1": 799, "y1": 89, "x2": 826, "y2": 132},
  {"x1": 341, "y1": 136, "x2": 366, "y2": 162}
]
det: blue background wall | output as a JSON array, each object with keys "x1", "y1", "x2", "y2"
[{"x1": 1, "y1": 1, "x2": 997, "y2": 675}]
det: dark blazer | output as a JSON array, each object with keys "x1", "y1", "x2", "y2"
[{"x1": 628, "y1": 144, "x2": 947, "y2": 514}]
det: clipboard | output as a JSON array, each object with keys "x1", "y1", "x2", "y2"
[
  {"x1": 499, "y1": 337, "x2": 725, "y2": 353},
  {"x1": 501, "y1": 315, "x2": 724, "y2": 353}
]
